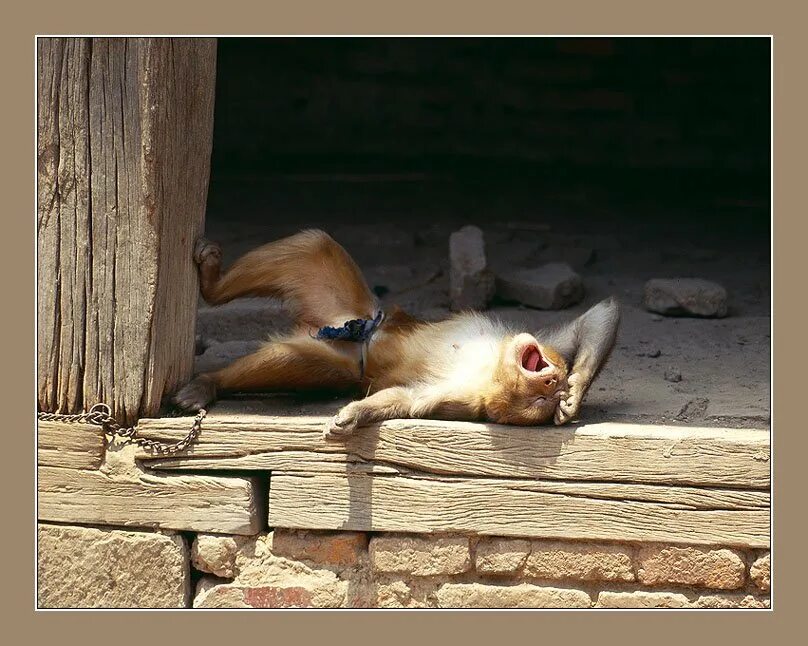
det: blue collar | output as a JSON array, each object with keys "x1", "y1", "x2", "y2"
[
  {"x1": 314, "y1": 310, "x2": 385, "y2": 379},
  {"x1": 314, "y1": 310, "x2": 384, "y2": 343}
]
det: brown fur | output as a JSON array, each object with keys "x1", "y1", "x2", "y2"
[{"x1": 174, "y1": 230, "x2": 619, "y2": 436}]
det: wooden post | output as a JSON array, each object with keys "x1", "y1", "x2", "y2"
[{"x1": 37, "y1": 38, "x2": 217, "y2": 423}]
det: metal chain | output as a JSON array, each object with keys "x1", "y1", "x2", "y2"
[{"x1": 37, "y1": 403, "x2": 206, "y2": 455}]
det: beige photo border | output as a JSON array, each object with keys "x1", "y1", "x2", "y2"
[{"x1": 8, "y1": 0, "x2": 799, "y2": 640}]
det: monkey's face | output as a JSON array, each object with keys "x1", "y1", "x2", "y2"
[{"x1": 484, "y1": 333, "x2": 569, "y2": 425}]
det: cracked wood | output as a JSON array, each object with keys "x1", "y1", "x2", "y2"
[
  {"x1": 268, "y1": 472, "x2": 770, "y2": 548},
  {"x1": 37, "y1": 37, "x2": 216, "y2": 423},
  {"x1": 38, "y1": 464, "x2": 261, "y2": 535},
  {"x1": 37, "y1": 420, "x2": 105, "y2": 470},
  {"x1": 136, "y1": 399, "x2": 769, "y2": 489}
]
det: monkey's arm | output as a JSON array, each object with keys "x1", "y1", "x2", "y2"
[
  {"x1": 537, "y1": 297, "x2": 620, "y2": 425},
  {"x1": 324, "y1": 385, "x2": 479, "y2": 439}
]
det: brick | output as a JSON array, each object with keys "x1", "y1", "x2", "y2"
[
  {"x1": 192, "y1": 534, "x2": 249, "y2": 578},
  {"x1": 475, "y1": 538, "x2": 530, "y2": 575},
  {"x1": 596, "y1": 591, "x2": 690, "y2": 609},
  {"x1": 437, "y1": 583, "x2": 591, "y2": 609},
  {"x1": 370, "y1": 535, "x2": 471, "y2": 576},
  {"x1": 271, "y1": 529, "x2": 368, "y2": 569},
  {"x1": 749, "y1": 552, "x2": 770, "y2": 592},
  {"x1": 38, "y1": 523, "x2": 189, "y2": 608},
  {"x1": 374, "y1": 581, "x2": 415, "y2": 608},
  {"x1": 524, "y1": 540, "x2": 635, "y2": 583},
  {"x1": 643, "y1": 278, "x2": 728, "y2": 318},
  {"x1": 496, "y1": 263, "x2": 584, "y2": 310},
  {"x1": 449, "y1": 225, "x2": 495, "y2": 311},
  {"x1": 193, "y1": 580, "x2": 250, "y2": 608},
  {"x1": 637, "y1": 545, "x2": 746, "y2": 590},
  {"x1": 696, "y1": 593, "x2": 770, "y2": 609},
  {"x1": 193, "y1": 552, "x2": 348, "y2": 609},
  {"x1": 194, "y1": 582, "x2": 346, "y2": 608}
]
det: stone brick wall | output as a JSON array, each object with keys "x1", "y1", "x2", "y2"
[
  {"x1": 37, "y1": 412, "x2": 769, "y2": 609},
  {"x1": 37, "y1": 524, "x2": 770, "y2": 608},
  {"x1": 149, "y1": 529, "x2": 776, "y2": 608}
]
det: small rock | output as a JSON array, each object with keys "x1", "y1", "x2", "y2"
[
  {"x1": 192, "y1": 534, "x2": 247, "y2": 579},
  {"x1": 750, "y1": 552, "x2": 770, "y2": 592},
  {"x1": 643, "y1": 278, "x2": 728, "y2": 318},
  {"x1": 650, "y1": 314, "x2": 663, "y2": 322},
  {"x1": 496, "y1": 263, "x2": 584, "y2": 310},
  {"x1": 449, "y1": 225, "x2": 495, "y2": 311},
  {"x1": 664, "y1": 370, "x2": 682, "y2": 383}
]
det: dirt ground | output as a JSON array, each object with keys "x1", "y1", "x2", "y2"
[{"x1": 194, "y1": 175, "x2": 770, "y2": 429}]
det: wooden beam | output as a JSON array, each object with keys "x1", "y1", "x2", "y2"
[
  {"x1": 37, "y1": 37, "x2": 216, "y2": 423},
  {"x1": 38, "y1": 465, "x2": 262, "y2": 535},
  {"x1": 37, "y1": 421, "x2": 105, "y2": 470},
  {"x1": 268, "y1": 473, "x2": 770, "y2": 548},
  {"x1": 136, "y1": 399, "x2": 770, "y2": 489}
]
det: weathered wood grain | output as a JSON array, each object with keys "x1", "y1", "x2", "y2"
[
  {"x1": 37, "y1": 37, "x2": 216, "y2": 423},
  {"x1": 38, "y1": 464, "x2": 261, "y2": 535},
  {"x1": 144, "y1": 450, "x2": 399, "y2": 474},
  {"x1": 37, "y1": 421, "x2": 105, "y2": 470},
  {"x1": 137, "y1": 399, "x2": 770, "y2": 489},
  {"x1": 268, "y1": 473, "x2": 770, "y2": 548}
]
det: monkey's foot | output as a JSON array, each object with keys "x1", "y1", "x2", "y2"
[
  {"x1": 554, "y1": 374, "x2": 584, "y2": 425},
  {"x1": 323, "y1": 404, "x2": 361, "y2": 440},
  {"x1": 172, "y1": 376, "x2": 217, "y2": 412},
  {"x1": 193, "y1": 238, "x2": 222, "y2": 267},
  {"x1": 554, "y1": 397, "x2": 579, "y2": 425}
]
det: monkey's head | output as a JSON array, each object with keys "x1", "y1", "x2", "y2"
[{"x1": 484, "y1": 333, "x2": 569, "y2": 425}]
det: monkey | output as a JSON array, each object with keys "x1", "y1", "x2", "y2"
[{"x1": 173, "y1": 229, "x2": 620, "y2": 438}]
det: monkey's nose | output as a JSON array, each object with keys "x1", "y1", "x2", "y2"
[{"x1": 544, "y1": 377, "x2": 557, "y2": 387}]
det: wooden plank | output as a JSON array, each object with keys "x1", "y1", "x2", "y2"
[
  {"x1": 38, "y1": 465, "x2": 261, "y2": 535},
  {"x1": 37, "y1": 421, "x2": 105, "y2": 470},
  {"x1": 268, "y1": 473, "x2": 770, "y2": 548},
  {"x1": 143, "y1": 450, "x2": 399, "y2": 474},
  {"x1": 137, "y1": 399, "x2": 770, "y2": 489},
  {"x1": 37, "y1": 37, "x2": 216, "y2": 423}
]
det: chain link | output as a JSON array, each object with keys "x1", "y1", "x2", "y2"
[{"x1": 37, "y1": 403, "x2": 206, "y2": 455}]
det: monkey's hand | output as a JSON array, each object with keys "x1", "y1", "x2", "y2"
[
  {"x1": 324, "y1": 402, "x2": 362, "y2": 439},
  {"x1": 554, "y1": 372, "x2": 586, "y2": 425},
  {"x1": 324, "y1": 387, "x2": 416, "y2": 440}
]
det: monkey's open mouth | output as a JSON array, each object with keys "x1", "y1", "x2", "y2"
[{"x1": 521, "y1": 346, "x2": 549, "y2": 372}]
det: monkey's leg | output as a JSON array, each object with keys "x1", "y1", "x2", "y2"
[
  {"x1": 552, "y1": 297, "x2": 620, "y2": 425},
  {"x1": 173, "y1": 336, "x2": 361, "y2": 411},
  {"x1": 195, "y1": 229, "x2": 377, "y2": 328}
]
